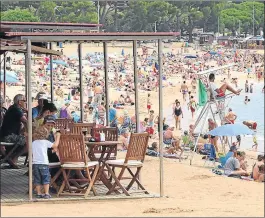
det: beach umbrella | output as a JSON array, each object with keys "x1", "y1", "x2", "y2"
[
  {"x1": 184, "y1": 55, "x2": 197, "y2": 59},
  {"x1": 208, "y1": 124, "x2": 254, "y2": 137},
  {"x1": 52, "y1": 60, "x2": 68, "y2": 66},
  {"x1": 209, "y1": 51, "x2": 217, "y2": 55},
  {"x1": 0, "y1": 70, "x2": 17, "y2": 78},
  {"x1": 0, "y1": 74, "x2": 19, "y2": 83}
]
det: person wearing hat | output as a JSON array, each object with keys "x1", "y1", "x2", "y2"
[{"x1": 32, "y1": 92, "x2": 47, "y2": 119}]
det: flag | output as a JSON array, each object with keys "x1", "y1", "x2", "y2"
[{"x1": 198, "y1": 79, "x2": 208, "y2": 106}]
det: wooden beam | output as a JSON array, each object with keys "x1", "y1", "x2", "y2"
[{"x1": 0, "y1": 45, "x2": 63, "y2": 56}]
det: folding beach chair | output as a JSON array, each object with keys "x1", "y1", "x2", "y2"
[
  {"x1": 105, "y1": 132, "x2": 149, "y2": 196},
  {"x1": 202, "y1": 144, "x2": 216, "y2": 167},
  {"x1": 0, "y1": 141, "x2": 20, "y2": 167},
  {"x1": 90, "y1": 127, "x2": 118, "y2": 160},
  {"x1": 55, "y1": 118, "x2": 74, "y2": 130},
  {"x1": 69, "y1": 123, "x2": 94, "y2": 135},
  {"x1": 57, "y1": 134, "x2": 99, "y2": 197}
]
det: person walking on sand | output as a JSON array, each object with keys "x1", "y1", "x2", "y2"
[
  {"x1": 173, "y1": 101, "x2": 183, "y2": 130},
  {"x1": 147, "y1": 93, "x2": 151, "y2": 114},
  {"x1": 180, "y1": 81, "x2": 188, "y2": 101},
  {"x1": 187, "y1": 96, "x2": 197, "y2": 119},
  {"x1": 191, "y1": 78, "x2": 197, "y2": 93}
]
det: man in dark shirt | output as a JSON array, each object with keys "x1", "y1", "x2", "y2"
[{"x1": 0, "y1": 94, "x2": 28, "y2": 167}]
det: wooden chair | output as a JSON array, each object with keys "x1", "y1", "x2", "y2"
[
  {"x1": 55, "y1": 118, "x2": 74, "y2": 130},
  {"x1": 57, "y1": 134, "x2": 99, "y2": 197},
  {"x1": 105, "y1": 132, "x2": 149, "y2": 196},
  {"x1": 69, "y1": 123, "x2": 94, "y2": 135},
  {"x1": 90, "y1": 127, "x2": 118, "y2": 160}
]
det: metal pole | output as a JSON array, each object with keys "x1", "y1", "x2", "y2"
[
  {"x1": 217, "y1": 17, "x2": 220, "y2": 38},
  {"x1": 97, "y1": 1, "x2": 100, "y2": 32},
  {"x1": 26, "y1": 39, "x2": 33, "y2": 201},
  {"x1": 50, "y1": 42, "x2": 54, "y2": 103},
  {"x1": 190, "y1": 105, "x2": 210, "y2": 165},
  {"x1": 78, "y1": 43, "x2": 84, "y2": 122},
  {"x1": 3, "y1": 53, "x2": 6, "y2": 101},
  {"x1": 25, "y1": 54, "x2": 28, "y2": 105},
  {"x1": 158, "y1": 39, "x2": 164, "y2": 197},
  {"x1": 253, "y1": 1, "x2": 255, "y2": 36},
  {"x1": 103, "y1": 42, "x2": 109, "y2": 126},
  {"x1": 133, "y1": 40, "x2": 139, "y2": 133}
]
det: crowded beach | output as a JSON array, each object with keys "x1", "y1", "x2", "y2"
[{"x1": 0, "y1": 40, "x2": 264, "y2": 216}]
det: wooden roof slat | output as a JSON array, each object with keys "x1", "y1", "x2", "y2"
[
  {"x1": 1, "y1": 21, "x2": 102, "y2": 27},
  {"x1": 0, "y1": 45, "x2": 63, "y2": 56}
]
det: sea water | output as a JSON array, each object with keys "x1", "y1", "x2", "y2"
[
  {"x1": 229, "y1": 82, "x2": 264, "y2": 152},
  {"x1": 164, "y1": 82, "x2": 264, "y2": 153}
]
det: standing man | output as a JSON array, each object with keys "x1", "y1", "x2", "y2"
[
  {"x1": 225, "y1": 108, "x2": 237, "y2": 124},
  {"x1": 94, "y1": 82, "x2": 103, "y2": 105},
  {"x1": 180, "y1": 81, "x2": 188, "y2": 101},
  {"x1": 208, "y1": 118, "x2": 218, "y2": 152}
]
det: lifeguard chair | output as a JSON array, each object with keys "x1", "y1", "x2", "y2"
[{"x1": 189, "y1": 63, "x2": 237, "y2": 165}]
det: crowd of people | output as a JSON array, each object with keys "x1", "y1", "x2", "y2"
[{"x1": 0, "y1": 44, "x2": 264, "y2": 200}]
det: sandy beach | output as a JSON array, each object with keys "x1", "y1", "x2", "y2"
[
  {"x1": 2, "y1": 153, "x2": 264, "y2": 217},
  {"x1": 1, "y1": 42, "x2": 264, "y2": 217}
]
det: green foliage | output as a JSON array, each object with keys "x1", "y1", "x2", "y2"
[
  {"x1": 0, "y1": 1, "x2": 263, "y2": 36},
  {"x1": 37, "y1": 1, "x2": 57, "y2": 22},
  {"x1": 1, "y1": 8, "x2": 40, "y2": 22}
]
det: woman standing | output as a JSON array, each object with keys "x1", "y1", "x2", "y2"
[{"x1": 173, "y1": 101, "x2": 183, "y2": 130}]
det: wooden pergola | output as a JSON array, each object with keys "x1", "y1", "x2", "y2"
[{"x1": 1, "y1": 23, "x2": 180, "y2": 201}]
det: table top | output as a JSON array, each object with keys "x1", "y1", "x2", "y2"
[{"x1": 85, "y1": 141, "x2": 121, "y2": 146}]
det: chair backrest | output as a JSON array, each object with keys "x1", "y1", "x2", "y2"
[
  {"x1": 69, "y1": 123, "x2": 94, "y2": 135},
  {"x1": 58, "y1": 134, "x2": 88, "y2": 164},
  {"x1": 125, "y1": 132, "x2": 149, "y2": 162},
  {"x1": 91, "y1": 127, "x2": 118, "y2": 141},
  {"x1": 55, "y1": 118, "x2": 73, "y2": 130}
]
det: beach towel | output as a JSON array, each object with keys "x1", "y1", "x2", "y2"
[{"x1": 198, "y1": 79, "x2": 208, "y2": 106}]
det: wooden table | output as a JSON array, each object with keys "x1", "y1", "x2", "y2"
[{"x1": 85, "y1": 141, "x2": 121, "y2": 193}]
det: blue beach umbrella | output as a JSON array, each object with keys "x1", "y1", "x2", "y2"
[
  {"x1": 209, "y1": 51, "x2": 217, "y2": 55},
  {"x1": 52, "y1": 60, "x2": 68, "y2": 66},
  {"x1": 184, "y1": 55, "x2": 197, "y2": 59},
  {"x1": 0, "y1": 74, "x2": 19, "y2": 83},
  {"x1": 208, "y1": 124, "x2": 254, "y2": 137}
]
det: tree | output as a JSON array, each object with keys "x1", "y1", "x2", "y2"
[
  {"x1": 221, "y1": 2, "x2": 264, "y2": 36},
  {"x1": 37, "y1": 1, "x2": 57, "y2": 22},
  {"x1": 55, "y1": 1, "x2": 97, "y2": 23},
  {"x1": 1, "y1": 8, "x2": 40, "y2": 22}
]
